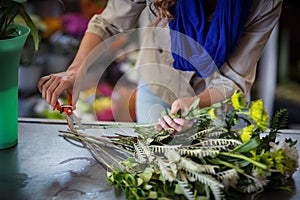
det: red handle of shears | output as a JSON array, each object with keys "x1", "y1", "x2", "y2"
[{"x1": 55, "y1": 90, "x2": 73, "y2": 114}]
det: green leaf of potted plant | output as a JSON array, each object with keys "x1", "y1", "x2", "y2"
[{"x1": 0, "y1": 0, "x2": 39, "y2": 50}]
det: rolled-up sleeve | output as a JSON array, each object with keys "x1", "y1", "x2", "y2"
[
  {"x1": 208, "y1": 0, "x2": 283, "y2": 100},
  {"x1": 86, "y1": 0, "x2": 146, "y2": 40}
]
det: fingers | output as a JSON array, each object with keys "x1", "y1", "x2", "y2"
[
  {"x1": 154, "y1": 124, "x2": 163, "y2": 131},
  {"x1": 158, "y1": 115, "x2": 195, "y2": 133},
  {"x1": 173, "y1": 118, "x2": 185, "y2": 126},
  {"x1": 38, "y1": 75, "x2": 51, "y2": 93},
  {"x1": 158, "y1": 97, "x2": 199, "y2": 133},
  {"x1": 171, "y1": 100, "x2": 181, "y2": 115},
  {"x1": 174, "y1": 118, "x2": 194, "y2": 129},
  {"x1": 158, "y1": 115, "x2": 182, "y2": 133},
  {"x1": 38, "y1": 72, "x2": 75, "y2": 108},
  {"x1": 171, "y1": 97, "x2": 198, "y2": 115},
  {"x1": 50, "y1": 83, "x2": 67, "y2": 107}
]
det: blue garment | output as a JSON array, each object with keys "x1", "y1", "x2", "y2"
[
  {"x1": 169, "y1": 0, "x2": 252, "y2": 77},
  {"x1": 136, "y1": 79, "x2": 171, "y2": 123}
]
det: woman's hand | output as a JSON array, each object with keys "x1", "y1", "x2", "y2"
[
  {"x1": 38, "y1": 32, "x2": 103, "y2": 109},
  {"x1": 38, "y1": 68, "x2": 78, "y2": 109},
  {"x1": 157, "y1": 96, "x2": 199, "y2": 133}
]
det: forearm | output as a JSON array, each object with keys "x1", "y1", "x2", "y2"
[
  {"x1": 196, "y1": 87, "x2": 225, "y2": 108},
  {"x1": 68, "y1": 32, "x2": 102, "y2": 72}
]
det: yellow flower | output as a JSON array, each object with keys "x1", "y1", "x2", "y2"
[
  {"x1": 250, "y1": 100, "x2": 269, "y2": 131},
  {"x1": 241, "y1": 124, "x2": 255, "y2": 143},
  {"x1": 208, "y1": 108, "x2": 218, "y2": 120},
  {"x1": 231, "y1": 91, "x2": 246, "y2": 110},
  {"x1": 93, "y1": 97, "x2": 112, "y2": 113}
]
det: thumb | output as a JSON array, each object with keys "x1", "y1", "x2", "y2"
[{"x1": 171, "y1": 100, "x2": 182, "y2": 115}]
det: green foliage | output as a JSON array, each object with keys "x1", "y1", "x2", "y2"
[
  {"x1": 61, "y1": 91, "x2": 299, "y2": 200},
  {"x1": 0, "y1": 0, "x2": 39, "y2": 50},
  {"x1": 270, "y1": 108, "x2": 288, "y2": 132},
  {"x1": 259, "y1": 109, "x2": 288, "y2": 152}
]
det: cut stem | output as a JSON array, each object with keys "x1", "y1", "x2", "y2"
[{"x1": 219, "y1": 152, "x2": 267, "y2": 169}]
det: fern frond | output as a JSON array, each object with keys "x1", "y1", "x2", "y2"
[
  {"x1": 156, "y1": 157, "x2": 175, "y2": 182},
  {"x1": 169, "y1": 162, "x2": 178, "y2": 177},
  {"x1": 134, "y1": 143, "x2": 147, "y2": 163},
  {"x1": 187, "y1": 171, "x2": 224, "y2": 200},
  {"x1": 177, "y1": 180, "x2": 194, "y2": 200},
  {"x1": 206, "y1": 131, "x2": 224, "y2": 138},
  {"x1": 270, "y1": 108, "x2": 288, "y2": 131},
  {"x1": 154, "y1": 133, "x2": 173, "y2": 142},
  {"x1": 179, "y1": 158, "x2": 219, "y2": 174},
  {"x1": 189, "y1": 127, "x2": 217, "y2": 140},
  {"x1": 199, "y1": 139, "x2": 242, "y2": 147},
  {"x1": 259, "y1": 109, "x2": 288, "y2": 151},
  {"x1": 150, "y1": 145, "x2": 182, "y2": 154},
  {"x1": 194, "y1": 145, "x2": 231, "y2": 151},
  {"x1": 165, "y1": 149, "x2": 181, "y2": 163},
  {"x1": 216, "y1": 169, "x2": 239, "y2": 188},
  {"x1": 137, "y1": 139, "x2": 154, "y2": 162},
  {"x1": 177, "y1": 148, "x2": 220, "y2": 158},
  {"x1": 164, "y1": 150, "x2": 181, "y2": 176}
]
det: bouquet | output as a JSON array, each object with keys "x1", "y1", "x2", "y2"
[{"x1": 60, "y1": 91, "x2": 299, "y2": 200}]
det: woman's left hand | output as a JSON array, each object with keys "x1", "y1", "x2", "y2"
[{"x1": 156, "y1": 96, "x2": 198, "y2": 133}]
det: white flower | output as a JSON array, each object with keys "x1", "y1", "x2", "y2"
[
  {"x1": 270, "y1": 141, "x2": 299, "y2": 177},
  {"x1": 270, "y1": 141, "x2": 299, "y2": 162}
]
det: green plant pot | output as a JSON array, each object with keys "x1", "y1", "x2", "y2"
[{"x1": 0, "y1": 24, "x2": 30, "y2": 149}]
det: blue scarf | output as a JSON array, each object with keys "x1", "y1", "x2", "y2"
[{"x1": 169, "y1": 0, "x2": 252, "y2": 77}]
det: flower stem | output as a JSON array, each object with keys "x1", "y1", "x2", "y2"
[
  {"x1": 78, "y1": 122, "x2": 160, "y2": 130},
  {"x1": 219, "y1": 152, "x2": 267, "y2": 169}
]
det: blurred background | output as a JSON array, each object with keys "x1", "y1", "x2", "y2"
[{"x1": 18, "y1": 0, "x2": 300, "y2": 128}]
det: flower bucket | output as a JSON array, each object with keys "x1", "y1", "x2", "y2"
[{"x1": 0, "y1": 24, "x2": 30, "y2": 149}]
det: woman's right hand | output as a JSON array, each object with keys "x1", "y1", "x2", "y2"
[
  {"x1": 38, "y1": 68, "x2": 78, "y2": 109},
  {"x1": 38, "y1": 32, "x2": 103, "y2": 109}
]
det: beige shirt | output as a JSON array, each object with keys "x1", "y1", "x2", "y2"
[{"x1": 86, "y1": 0, "x2": 283, "y2": 105}]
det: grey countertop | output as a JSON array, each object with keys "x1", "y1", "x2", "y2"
[
  {"x1": 0, "y1": 119, "x2": 300, "y2": 200},
  {"x1": 0, "y1": 119, "x2": 126, "y2": 200}
]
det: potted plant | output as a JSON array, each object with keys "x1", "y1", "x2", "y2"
[
  {"x1": 15, "y1": 14, "x2": 47, "y2": 94},
  {"x1": 0, "y1": 0, "x2": 39, "y2": 149}
]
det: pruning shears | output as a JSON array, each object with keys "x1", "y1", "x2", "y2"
[{"x1": 55, "y1": 91, "x2": 83, "y2": 131}]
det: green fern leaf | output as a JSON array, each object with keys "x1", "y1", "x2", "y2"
[
  {"x1": 165, "y1": 149, "x2": 181, "y2": 163},
  {"x1": 270, "y1": 108, "x2": 288, "y2": 131},
  {"x1": 189, "y1": 127, "x2": 217, "y2": 140},
  {"x1": 177, "y1": 180, "x2": 194, "y2": 200},
  {"x1": 177, "y1": 148, "x2": 220, "y2": 158},
  {"x1": 199, "y1": 139, "x2": 242, "y2": 147},
  {"x1": 154, "y1": 134, "x2": 173, "y2": 142},
  {"x1": 259, "y1": 109, "x2": 288, "y2": 151},
  {"x1": 137, "y1": 140, "x2": 154, "y2": 162},
  {"x1": 150, "y1": 145, "x2": 182, "y2": 154},
  {"x1": 216, "y1": 169, "x2": 239, "y2": 188},
  {"x1": 206, "y1": 131, "x2": 224, "y2": 139},
  {"x1": 134, "y1": 143, "x2": 147, "y2": 163},
  {"x1": 187, "y1": 171, "x2": 224, "y2": 200},
  {"x1": 179, "y1": 158, "x2": 219, "y2": 174},
  {"x1": 157, "y1": 157, "x2": 175, "y2": 182}
]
